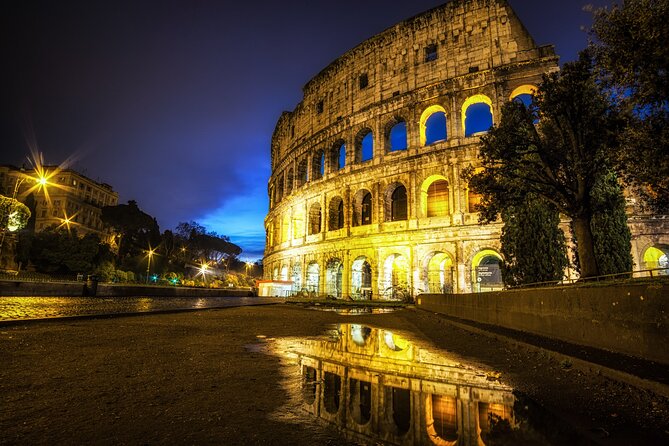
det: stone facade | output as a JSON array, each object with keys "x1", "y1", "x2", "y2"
[{"x1": 264, "y1": 0, "x2": 669, "y2": 298}]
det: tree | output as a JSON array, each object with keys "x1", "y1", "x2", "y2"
[
  {"x1": 590, "y1": 0, "x2": 669, "y2": 211},
  {"x1": 499, "y1": 195, "x2": 568, "y2": 286},
  {"x1": 463, "y1": 53, "x2": 630, "y2": 278},
  {"x1": 101, "y1": 200, "x2": 160, "y2": 260},
  {"x1": 0, "y1": 194, "x2": 31, "y2": 232},
  {"x1": 30, "y1": 228, "x2": 101, "y2": 274},
  {"x1": 174, "y1": 221, "x2": 242, "y2": 265}
]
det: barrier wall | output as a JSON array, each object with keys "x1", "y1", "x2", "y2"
[
  {"x1": 0, "y1": 280, "x2": 254, "y2": 298},
  {"x1": 416, "y1": 283, "x2": 669, "y2": 365}
]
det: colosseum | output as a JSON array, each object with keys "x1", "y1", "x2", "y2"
[{"x1": 264, "y1": 0, "x2": 669, "y2": 298}]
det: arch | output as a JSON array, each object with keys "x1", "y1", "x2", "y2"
[
  {"x1": 308, "y1": 203, "x2": 322, "y2": 235},
  {"x1": 509, "y1": 84, "x2": 537, "y2": 101},
  {"x1": 285, "y1": 168, "x2": 294, "y2": 195},
  {"x1": 297, "y1": 159, "x2": 308, "y2": 186},
  {"x1": 351, "y1": 256, "x2": 372, "y2": 299},
  {"x1": 472, "y1": 249, "x2": 503, "y2": 291},
  {"x1": 281, "y1": 213, "x2": 290, "y2": 242},
  {"x1": 462, "y1": 94, "x2": 493, "y2": 136},
  {"x1": 349, "y1": 377, "x2": 372, "y2": 425},
  {"x1": 424, "y1": 251, "x2": 455, "y2": 293},
  {"x1": 325, "y1": 258, "x2": 343, "y2": 298},
  {"x1": 276, "y1": 174, "x2": 284, "y2": 203},
  {"x1": 389, "y1": 386, "x2": 411, "y2": 435},
  {"x1": 302, "y1": 365, "x2": 317, "y2": 405},
  {"x1": 355, "y1": 129, "x2": 374, "y2": 163},
  {"x1": 323, "y1": 371, "x2": 341, "y2": 414},
  {"x1": 420, "y1": 105, "x2": 447, "y2": 146},
  {"x1": 292, "y1": 208, "x2": 305, "y2": 239},
  {"x1": 426, "y1": 394, "x2": 458, "y2": 444},
  {"x1": 420, "y1": 175, "x2": 449, "y2": 218},
  {"x1": 272, "y1": 267, "x2": 279, "y2": 281},
  {"x1": 385, "y1": 183, "x2": 408, "y2": 222},
  {"x1": 328, "y1": 196, "x2": 345, "y2": 231},
  {"x1": 312, "y1": 150, "x2": 325, "y2": 180},
  {"x1": 382, "y1": 253, "x2": 410, "y2": 300},
  {"x1": 334, "y1": 142, "x2": 346, "y2": 170},
  {"x1": 352, "y1": 189, "x2": 373, "y2": 227},
  {"x1": 643, "y1": 245, "x2": 669, "y2": 274},
  {"x1": 386, "y1": 118, "x2": 408, "y2": 152},
  {"x1": 306, "y1": 261, "x2": 320, "y2": 293},
  {"x1": 350, "y1": 324, "x2": 372, "y2": 346},
  {"x1": 280, "y1": 265, "x2": 288, "y2": 281},
  {"x1": 291, "y1": 263, "x2": 302, "y2": 292}
]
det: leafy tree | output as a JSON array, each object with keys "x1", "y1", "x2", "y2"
[
  {"x1": 174, "y1": 221, "x2": 242, "y2": 265},
  {"x1": 0, "y1": 194, "x2": 31, "y2": 232},
  {"x1": 499, "y1": 195, "x2": 568, "y2": 286},
  {"x1": 463, "y1": 54, "x2": 630, "y2": 278},
  {"x1": 101, "y1": 200, "x2": 160, "y2": 260},
  {"x1": 590, "y1": 0, "x2": 669, "y2": 211},
  {"x1": 30, "y1": 228, "x2": 101, "y2": 274},
  {"x1": 590, "y1": 172, "x2": 634, "y2": 275}
]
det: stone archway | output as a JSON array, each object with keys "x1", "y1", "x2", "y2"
[
  {"x1": 471, "y1": 249, "x2": 503, "y2": 292},
  {"x1": 423, "y1": 252, "x2": 455, "y2": 294},
  {"x1": 306, "y1": 262, "x2": 320, "y2": 294},
  {"x1": 643, "y1": 245, "x2": 669, "y2": 275},
  {"x1": 325, "y1": 258, "x2": 343, "y2": 298},
  {"x1": 351, "y1": 256, "x2": 372, "y2": 300},
  {"x1": 382, "y1": 254, "x2": 410, "y2": 300}
]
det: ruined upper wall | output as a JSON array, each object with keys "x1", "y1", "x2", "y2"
[{"x1": 271, "y1": 0, "x2": 554, "y2": 168}]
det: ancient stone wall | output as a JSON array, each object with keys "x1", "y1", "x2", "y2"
[{"x1": 264, "y1": 0, "x2": 669, "y2": 298}]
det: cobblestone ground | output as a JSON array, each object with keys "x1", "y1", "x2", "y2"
[{"x1": 0, "y1": 296, "x2": 283, "y2": 321}]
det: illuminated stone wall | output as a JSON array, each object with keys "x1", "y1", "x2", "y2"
[{"x1": 264, "y1": 0, "x2": 668, "y2": 297}]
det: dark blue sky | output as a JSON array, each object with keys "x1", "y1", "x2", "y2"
[{"x1": 1, "y1": 0, "x2": 610, "y2": 260}]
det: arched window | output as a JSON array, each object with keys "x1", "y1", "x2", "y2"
[
  {"x1": 464, "y1": 103, "x2": 493, "y2": 136},
  {"x1": 276, "y1": 175, "x2": 284, "y2": 203},
  {"x1": 297, "y1": 159, "x2": 308, "y2": 186},
  {"x1": 356, "y1": 130, "x2": 374, "y2": 163},
  {"x1": 424, "y1": 111, "x2": 447, "y2": 145},
  {"x1": 462, "y1": 95, "x2": 494, "y2": 137},
  {"x1": 328, "y1": 196, "x2": 344, "y2": 231},
  {"x1": 312, "y1": 150, "x2": 325, "y2": 180},
  {"x1": 513, "y1": 93, "x2": 533, "y2": 108},
  {"x1": 391, "y1": 186, "x2": 407, "y2": 221},
  {"x1": 388, "y1": 121, "x2": 407, "y2": 152},
  {"x1": 468, "y1": 188, "x2": 482, "y2": 213},
  {"x1": 352, "y1": 190, "x2": 372, "y2": 226},
  {"x1": 286, "y1": 168, "x2": 294, "y2": 195},
  {"x1": 308, "y1": 203, "x2": 321, "y2": 235},
  {"x1": 337, "y1": 144, "x2": 346, "y2": 169},
  {"x1": 427, "y1": 180, "x2": 449, "y2": 217}
]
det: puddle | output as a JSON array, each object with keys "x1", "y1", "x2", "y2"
[
  {"x1": 263, "y1": 324, "x2": 587, "y2": 445},
  {"x1": 304, "y1": 306, "x2": 399, "y2": 314}
]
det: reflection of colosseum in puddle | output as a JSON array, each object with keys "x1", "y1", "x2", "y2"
[
  {"x1": 264, "y1": 0, "x2": 669, "y2": 299},
  {"x1": 275, "y1": 324, "x2": 517, "y2": 445}
]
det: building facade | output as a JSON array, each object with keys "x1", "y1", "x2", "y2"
[
  {"x1": 0, "y1": 164, "x2": 119, "y2": 237},
  {"x1": 264, "y1": 0, "x2": 669, "y2": 298}
]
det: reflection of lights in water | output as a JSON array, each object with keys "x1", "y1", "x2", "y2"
[
  {"x1": 193, "y1": 298, "x2": 206, "y2": 308},
  {"x1": 266, "y1": 324, "x2": 540, "y2": 445},
  {"x1": 135, "y1": 298, "x2": 152, "y2": 312}
]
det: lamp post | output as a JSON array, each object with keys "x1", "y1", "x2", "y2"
[{"x1": 146, "y1": 248, "x2": 155, "y2": 284}]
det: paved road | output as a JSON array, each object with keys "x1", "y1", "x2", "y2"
[{"x1": 0, "y1": 296, "x2": 284, "y2": 321}]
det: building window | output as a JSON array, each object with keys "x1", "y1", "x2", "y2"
[
  {"x1": 388, "y1": 120, "x2": 407, "y2": 152},
  {"x1": 427, "y1": 180, "x2": 449, "y2": 217},
  {"x1": 359, "y1": 73, "x2": 369, "y2": 90},
  {"x1": 424, "y1": 111, "x2": 447, "y2": 145},
  {"x1": 356, "y1": 130, "x2": 374, "y2": 163},
  {"x1": 391, "y1": 185, "x2": 408, "y2": 221},
  {"x1": 316, "y1": 100, "x2": 324, "y2": 114},
  {"x1": 425, "y1": 44, "x2": 438, "y2": 62},
  {"x1": 309, "y1": 203, "x2": 322, "y2": 235},
  {"x1": 353, "y1": 190, "x2": 372, "y2": 227},
  {"x1": 328, "y1": 197, "x2": 344, "y2": 231},
  {"x1": 313, "y1": 150, "x2": 325, "y2": 180}
]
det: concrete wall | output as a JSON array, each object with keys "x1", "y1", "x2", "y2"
[
  {"x1": 0, "y1": 280, "x2": 253, "y2": 298},
  {"x1": 416, "y1": 283, "x2": 669, "y2": 365}
]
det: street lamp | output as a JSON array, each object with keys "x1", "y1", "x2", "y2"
[
  {"x1": 146, "y1": 247, "x2": 156, "y2": 284},
  {"x1": 198, "y1": 262, "x2": 209, "y2": 285}
]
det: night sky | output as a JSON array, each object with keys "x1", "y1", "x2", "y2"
[{"x1": 1, "y1": 0, "x2": 610, "y2": 260}]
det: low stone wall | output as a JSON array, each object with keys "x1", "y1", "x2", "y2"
[
  {"x1": 416, "y1": 283, "x2": 669, "y2": 365},
  {"x1": 0, "y1": 280, "x2": 253, "y2": 298}
]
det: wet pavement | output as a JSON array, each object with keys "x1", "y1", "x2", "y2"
[{"x1": 0, "y1": 295, "x2": 284, "y2": 321}]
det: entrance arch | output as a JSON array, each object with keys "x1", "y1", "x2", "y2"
[
  {"x1": 291, "y1": 263, "x2": 302, "y2": 293},
  {"x1": 326, "y1": 258, "x2": 343, "y2": 298},
  {"x1": 643, "y1": 246, "x2": 669, "y2": 275},
  {"x1": 306, "y1": 262, "x2": 320, "y2": 294},
  {"x1": 424, "y1": 252, "x2": 455, "y2": 293},
  {"x1": 382, "y1": 254, "x2": 410, "y2": 301},
  {"x1": 351, "y1": 256, "x2": 372, "y2": 299},
  {"x1": 472, "y1": 249, "x2": 503, "y2": 292}
]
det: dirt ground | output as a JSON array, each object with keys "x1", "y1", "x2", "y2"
[{"x1": 1, "y1": 305, "x2": 667, "y2": 445}]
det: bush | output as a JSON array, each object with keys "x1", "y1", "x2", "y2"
[
  {"x1": 126, "y1": 271, "x2": 135, "y2": 282},
  {"x1": 95, "y1": 262, "x2": 115, "y2": 282},
  {"x1": 114, "y1": 270, "x2": 127, "y2": 282}
]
